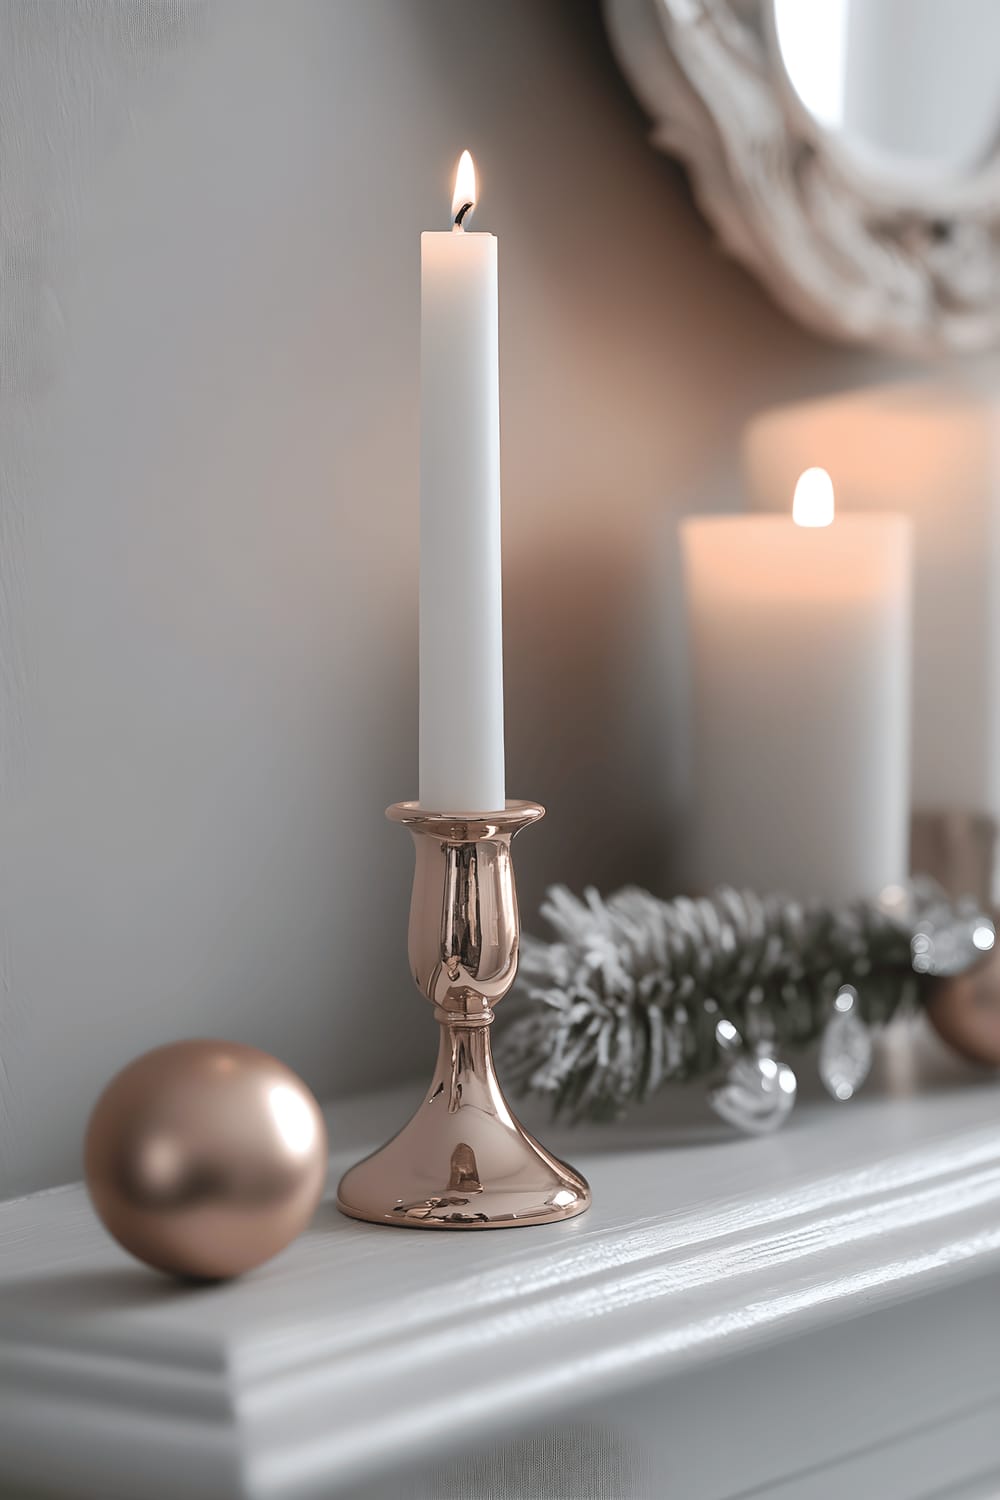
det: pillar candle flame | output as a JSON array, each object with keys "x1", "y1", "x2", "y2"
[{"x1": 792, "y1": 466, "x2": 835, "y2": 528}]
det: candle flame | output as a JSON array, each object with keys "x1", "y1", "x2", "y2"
[
  {"x1": 792, "y1": 467, "x2": 835, "y2": 527},
  {"x1": 452, "y1": 149, "x2": 477, "y2": 227}
]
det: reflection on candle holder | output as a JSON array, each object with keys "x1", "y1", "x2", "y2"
[{"x1": 336, "y1": 801, "x2": 591, "y2": 1229}]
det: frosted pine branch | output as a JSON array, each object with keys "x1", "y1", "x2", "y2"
[{"x1": 496, "y1": 882, "x2": 985, "y2": 1123}]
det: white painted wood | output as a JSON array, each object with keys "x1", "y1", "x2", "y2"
[
  {"x1": 603, "y1": 0, "x2": 1000, "y2": 355},
  {"x1": 357, "y1": 1276, "x2": 1000, "y2": 1499},
  {"x1": 1, "y1": 1027, "x2": 998, "y2": 1498}
]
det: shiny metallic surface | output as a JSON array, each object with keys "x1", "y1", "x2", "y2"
[
  {"x1": 927, "y1": 944, "x2": 1000, "y2": 1066},
  {"x1": 337, "y1": 801, "x2": 591, "y2": 1228},
  {"x1": 84, "y1": 1040, "x2": 328, "y2": 1279}
]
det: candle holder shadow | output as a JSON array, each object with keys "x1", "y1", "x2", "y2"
[{"x1": 336, "y1": 801, "x2": 591, "y2": 1229}]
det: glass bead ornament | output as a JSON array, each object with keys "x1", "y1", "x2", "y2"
[
  {"x1": 707, "y1": 1019, "x2": 798, "y2": 1135},
  {"x1": 818, "y1": 985, "x2": 874, "y2": 1102}
]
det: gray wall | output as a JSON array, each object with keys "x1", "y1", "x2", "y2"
[{"x1": 0, "y1": 0, "x2": 907, "y2": 1197}]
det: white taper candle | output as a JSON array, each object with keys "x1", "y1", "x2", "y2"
[{"x1": 419, "y1": 150, "x2": 505, "y2": 811}]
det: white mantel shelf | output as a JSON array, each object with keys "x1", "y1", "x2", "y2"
[{"x1": 2, "y1": 1025, "x2": 1000, "y2": 1500}]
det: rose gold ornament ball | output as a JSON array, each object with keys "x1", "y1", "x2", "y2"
[
  {"x1": 84, "y1": 1040, "x2": 328, "y2": 1280},
  {"x1": 926, "y1": 945, "x2": 1000, "y2": 1066}
]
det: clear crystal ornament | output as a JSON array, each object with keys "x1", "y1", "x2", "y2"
[
  {"x1": 881, "y1": 878, "x2": 996, "y2": 977},
  {"x1": 818, "y1": 985, "x2": 873, "y2": 1102},
  {"x1": 708, "y1": 1019, "x2": 797, "y2": 1135}
]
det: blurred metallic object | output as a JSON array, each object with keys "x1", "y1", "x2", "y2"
[
  {"x1": 926, "y1": 950, "x2": 1000, "y2": 1066},
  {"x1": 908, "y1": 812, "x2": 1000, "y2": 1063},
  {"x1": 337, "y1": 802, "x2": 590, "y2": 1228},
  {"x1": 910, "y1": 810, "x2": 998, "y2": 908},
  {"x1": 84, "y1": 1040, "x2": 327, "y2": 1279},
  {"x1": 708, "y1": 1019, "x2": 797, "y2": 1134}
]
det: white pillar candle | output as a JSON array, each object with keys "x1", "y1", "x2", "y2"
[
  {"x1": 743, "y1": 382, "x2": 999, "y2": 818},
  {"x1": 418, "y1": 150, "x2": 504, "y2": 812},
  {"x1": 681, "y1": 472, "x2": 912, "y2": 902}
]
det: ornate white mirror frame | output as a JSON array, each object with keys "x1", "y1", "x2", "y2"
[{"x1": 603, "y1": 0, "x2": 1000, "y2": 356}]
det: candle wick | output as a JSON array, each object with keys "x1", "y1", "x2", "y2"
[{"x1": 453, "y1": 200, "x2": 474, "y2": 230}]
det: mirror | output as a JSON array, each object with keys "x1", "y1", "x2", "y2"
[
  {"x1": 604, "y1": 0, "x2": 1000, "y2": 354},
  {"x1": 773, "y1": 0, "x2": 1000, "y2": 188}
]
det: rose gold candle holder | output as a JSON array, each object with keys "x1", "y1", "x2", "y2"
[{"x1": 336, "y1": 800, "x2": 591, "y2": 1229}]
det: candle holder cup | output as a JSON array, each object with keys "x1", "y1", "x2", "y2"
[{"x1": 336, "y1": 800, "x2": 591, "y2": 1228}]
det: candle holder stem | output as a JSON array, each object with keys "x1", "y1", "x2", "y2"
[{"x1": 336, "y1": 801, "x2": 591, "y2": 1228}]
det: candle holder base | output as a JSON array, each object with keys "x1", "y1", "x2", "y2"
[
  {"x1": 336, "y1": 1028, "x2": 590, "y2": 1229},
  {"x1": 336, "y1": 801, "x2": 591, "y2": 1230}
]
